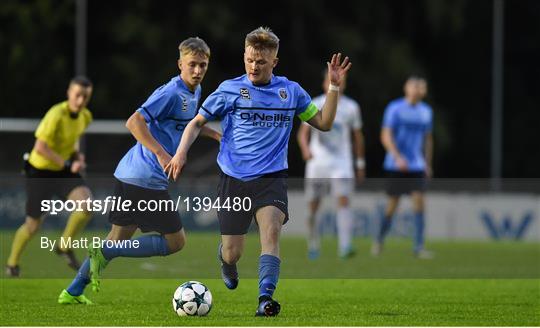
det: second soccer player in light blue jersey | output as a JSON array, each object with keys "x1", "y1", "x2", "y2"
[
  {"x1": 166, "y1": 27, "x2": 352, "y2": 316},
  {"x1": 57, "y1": 37, "x2": 221, "y2": 305},
  {"x1": 373, "y1": 76, "x2": 434, "y2": 259}
]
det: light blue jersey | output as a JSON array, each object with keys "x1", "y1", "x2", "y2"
[
  {"x1": 199, "y1": 74, "x2": 318, "y2": 181},
  {"x1": 382, "y1": 97, "x2": 433, "y2": 172},
  {"x1": 115, "y1": 76, "x2": 201, "y2": 190}
]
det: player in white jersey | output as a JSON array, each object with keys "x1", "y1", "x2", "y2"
[{"x1": 297, "y1": 72, "x2": 365, "y2": 259}]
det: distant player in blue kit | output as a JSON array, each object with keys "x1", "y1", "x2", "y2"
[
  {"x1": 372, "y1": 76, "x2": 434, "y2": 259},
  {"x1": 166, "y1": 27, "x2": 352, "y2": 316},
  {"x1": 58, "y1": 37, "x2": 221, "y2": 304}
]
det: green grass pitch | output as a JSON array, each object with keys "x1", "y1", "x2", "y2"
[{"x1": 1, "y1": 231, "x2": 539, "y2": 326}]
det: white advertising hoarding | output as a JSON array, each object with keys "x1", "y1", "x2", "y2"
[{"x1": 283, "y1": 191, "x2": 540, "y2": 241}]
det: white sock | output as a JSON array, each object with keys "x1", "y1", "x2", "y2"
[
  {"x1": 336, "y1": 207, "x2": 354, "y2": 254},
  {"x1": 307, "y1": 214, "x2": 320, "y2": 251}
]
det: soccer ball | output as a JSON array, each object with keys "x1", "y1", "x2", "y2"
[{"x1": 172, "y1": 281, "x2": 213, "y2": 316}]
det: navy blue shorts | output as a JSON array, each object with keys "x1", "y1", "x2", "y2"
[
  {"x1": 217, "y1": 170, "x2": 289, "y2": 235},
  {"x1": 108, "y1": 179, "x2": 182, "y2": 234},
  {"x1": 385, "y1": 171, "x2": 426, "y2": 196}
]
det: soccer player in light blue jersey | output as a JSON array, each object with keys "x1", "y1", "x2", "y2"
[
  {"x1": 165, "y1": 27, "x2": 352, "y2": 316},
  {"x1": 372, "y1": 76, "x2": 434, "y2": 259},
  {"x1": 57, "y1": 37, "x2": 221, "y2": 305}
]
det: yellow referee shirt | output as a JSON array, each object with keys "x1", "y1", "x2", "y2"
[{"x1": 28, "y1": 101, "x2": 92, "y2": 171}]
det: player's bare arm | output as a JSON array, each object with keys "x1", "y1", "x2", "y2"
[
  {"x1": 70, "y1": 141, "x2": 87, "y2": 173},
  {"x1": 125, "y1": 111, "x2": 171, "y2": 169},
  {"x1": 424, "y1": 132, "x2": 433, "y2": 178},
  {"x1": 33, "y1": 139, "x2": 84, "y2": 174},
  {"x1": 296, "y1": 124, "x2": 312, "y2": 161},
  {"x1": 165, "y1": 114, "x2": 209, "y2": 180},
  {"x1": 307, "y1": 53, "x2": 352, "y2": 131},
  {"x1": 33, "y1": 139, "x2": 65, "y2": 168},
  {"x1": 381, "y1": 127, "x2": 408, "y2": 171},
  {"x1": 199, "y1": 125, "x2": 222, "y2": 142},
  {"x1": 353, "y1": 128, "x2": 365, "y2": 181}
]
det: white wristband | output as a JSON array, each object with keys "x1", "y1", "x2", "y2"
[
  {"x1": 328, "y1": 84, "x2": 340, "y2": 92},
  {"x1": 355, "y1": 158, "x2": 365, "y2": 169}
]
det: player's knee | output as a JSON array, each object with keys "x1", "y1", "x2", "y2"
[
  {"x1": 222, "y1": 251, "x2": 241, "y2": 264},
  {"x1": 68, "y1": 186, "x2": 93, "y2": 202},
  {"x1": 385, "y1": 197, "x2": 400, "y2": 214},
  {"x1": 309, "y1": 200, "x2": 320, "y2": 214},
  {"x1": 413, "y1": 201, "x2": 424, "y2": 212},
  {"x1": 77, "y1": 208, "x2": 93, "y2": 218},
  {"x1": 24, "y1": 218, "x2": 41, "y2": 235},
  {"x1": 337, "y1": 196, "x2": 349, "y2": 207},
  {"x1": 222, "y1": 245, "x2": 242, "y2": 264},
  {"x1": 107, "y1": 230, "x2": 127, "y2": 241},
  {"x1": 25, "y1": 223, "x2": 39, "y2": 235},
  {"x1": 412, "y1": 195, "x2": 424, "y2": 212}
]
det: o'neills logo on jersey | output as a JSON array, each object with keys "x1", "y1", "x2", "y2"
[{"x1": 240, "y1": 112, "x2": 292, "y2": 128}]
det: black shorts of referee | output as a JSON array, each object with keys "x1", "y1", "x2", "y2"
[{"x1": 25, "y1": 163, "x2": 87, "y2": 218}]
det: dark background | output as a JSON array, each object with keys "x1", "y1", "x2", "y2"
[{"x1": 1, "y1": 0, "x2": 538, "y2": 178}]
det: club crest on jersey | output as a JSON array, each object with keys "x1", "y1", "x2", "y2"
[
  {"x1": 181, "y1": 97, "x2": 188, "y2": 111},
  {"x1": 278, "y1": 88, "x2": 288, "y2": 101},
  {"x1": 240, "y1": 88, "x2": 251, "y2": 100}
]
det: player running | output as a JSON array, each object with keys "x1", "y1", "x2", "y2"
[
  {"x1": 58, "y1": 37, "x2": 221, "y2": 304},
  {"x1": 165, "y1": 27, "x2": 351, "y2": 316},
  {"x1": 372, "y1": 76, "x2": 434, "y2": 259},
  {"x1": 5, "y1": 76, "x2": 94, "y2": 277},
  {"x1": 297, "y1": 71, "x2": 365, "y2": 260}
]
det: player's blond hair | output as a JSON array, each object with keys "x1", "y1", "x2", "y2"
[
  {"x1": 245, "y1": 27, "x2": 279, "y2": 54},
  {"x1": 178, "y1": 37, "x2": 210, "y2": 59}
]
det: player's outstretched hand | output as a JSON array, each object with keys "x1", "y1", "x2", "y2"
[
  {"x1": 164, "y1": 153, "x2": 186, "y2": 181},
  {"x1": 327, "y1": 53, "x2": 352, "y2": 87}
]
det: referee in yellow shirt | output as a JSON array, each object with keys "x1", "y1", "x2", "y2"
[{"x1": 6, "y1": 76, "x2": 94, "y2": 277}]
